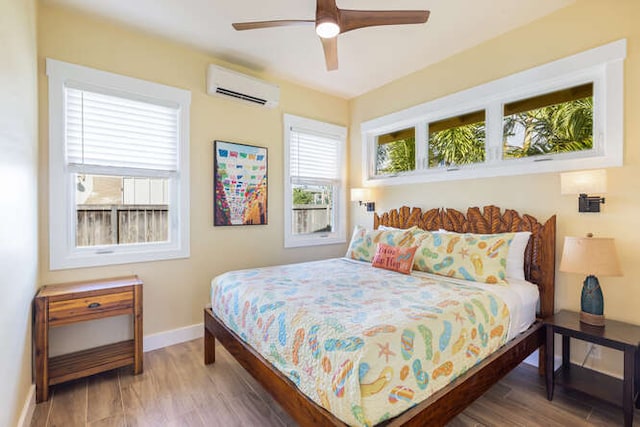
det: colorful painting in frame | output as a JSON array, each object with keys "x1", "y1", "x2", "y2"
[{"x1": 214, "y1": 141, "x2": 268, "y2": 226}]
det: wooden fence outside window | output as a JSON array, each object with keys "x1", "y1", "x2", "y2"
[
  {"x1": 78, "y1": 204, "x2": 331, "y2": 246},
  {"x1": 76, "y1": 204, "x2": 168, "y2": 247},
  {"x1": 292, "y1": 205, "x2": 333, "y2": 234}
]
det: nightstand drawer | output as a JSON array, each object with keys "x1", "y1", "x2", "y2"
[{"x1": 49, "y1": 290, "x2": 134, "y2": 325}]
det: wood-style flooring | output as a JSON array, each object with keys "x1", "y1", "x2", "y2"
[{"x1": 31, "y1": 339, "x2": 638, "y2": 426}]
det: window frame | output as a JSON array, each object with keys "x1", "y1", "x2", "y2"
[
  {"x1": 361, "y1": 39, "x2": 626, "y2": 186},
  {"x1": 47, "y1": 58, "x2": 191, "y2": 270},
  {"x1": 283, "y1": 114, "x2": 347, "y2": 248}
]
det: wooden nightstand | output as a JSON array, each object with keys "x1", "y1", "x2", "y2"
[
  {"x1": 34, "y1": 276, "x2": 143, "y2": 403},
  {"x1": 544, "y1": 310, "x2": 640, "y2": 427}
]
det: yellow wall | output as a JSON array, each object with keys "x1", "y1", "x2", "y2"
[
  {"x1": 350, "y1": 0, "x2": 640, "y2": 376},
  {"x1": 0, "y1": 0, "x2": 39, "y2": 425},
  {"x1": 37, "y1": 3, "x2": 349, "y2": 354}
]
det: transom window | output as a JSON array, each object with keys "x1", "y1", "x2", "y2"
[
  {"x1": 375, "y1": 127, "x2": 415, "y2": 174},
  {"x1": 428, "y1": 110, "x2": 486, "y2": 168},
  {"x1": 502, "y1": 83, "x2": 593, "y2": 160},
  {"x1": 361, "y1": 40, "x2": 625, "y2": 185}
]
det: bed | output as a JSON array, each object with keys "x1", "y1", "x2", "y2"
[{"x1": 204, "y1": 205, "x2": 556, "y2": 426}]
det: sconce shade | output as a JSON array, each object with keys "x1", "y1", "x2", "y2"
[
  {"x1": 559, "y1": 235, "x2": 622, "y2": 277},
  {"x1": 350, "y1": 188, "x2": 370, "y2": 202},
  {"x1": 561, "y1": 169, "x2": 607, "y2": 195}
]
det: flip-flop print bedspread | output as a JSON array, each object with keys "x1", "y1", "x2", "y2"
[{"x1": 211, "y1": 258, "x2": 510, "y2": 426}]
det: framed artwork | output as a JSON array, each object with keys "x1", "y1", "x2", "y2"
[{"x1": 214, "y1": 140, "x2": 268, "y2": 226}]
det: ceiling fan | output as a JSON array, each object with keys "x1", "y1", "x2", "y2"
[{"x1": 232, "y1": 0, "x2": 430, "y2": 71}]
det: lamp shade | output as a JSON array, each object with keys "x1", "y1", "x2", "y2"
[
  {"x1": 559, "y1": 235, "x2": 622, "y2": 277},
  {"x1": 350, "y1": 188, "x2": 370, "y2": 202},
  {"x1": 560, "y1": 169, "x2": 607, "y2": 195}
]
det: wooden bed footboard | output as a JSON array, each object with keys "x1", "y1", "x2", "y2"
[{"x1": 204, "y1": 307, "x2": 545, "y2": 427}]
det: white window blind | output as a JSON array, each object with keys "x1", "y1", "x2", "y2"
[
  {"x1": 289, "y1": 127, "x2": 341, "y2": 182},
  {"x1": 65, "y1": 87, "x2": 179, "y2": 172}
]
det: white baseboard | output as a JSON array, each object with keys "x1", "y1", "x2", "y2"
[
  {"x1": 143, "y1": 322, "x2": 203, "y2": 352},
  {"x1": 17, "y1": 384, "x2": 35, "y2": 427},
  {"x1": 522, "y1": 349, "x2": 570, "y2": 373},
  {"x1": 523, "y1": 349, "x2": 539, "y2": 367}
]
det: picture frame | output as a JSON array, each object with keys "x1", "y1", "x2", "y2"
[{"x1": 214, "y1": 140, "x2": 268, "y2": 226}]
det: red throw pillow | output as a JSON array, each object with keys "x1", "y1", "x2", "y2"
[{"x1": 371, "y1": 243, "x2": 417, "y2": 274}]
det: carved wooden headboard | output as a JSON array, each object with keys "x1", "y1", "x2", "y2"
[{"x1": 374, "y1": 205, "x2": 556, "y2": 318}]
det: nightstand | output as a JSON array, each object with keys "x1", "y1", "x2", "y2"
[
  {"x1": 34, "y1": 276, "x2": 143, "y2": 403},
  {"x1": 544, "y1": 310, "x2": 640, "y2": 427}
]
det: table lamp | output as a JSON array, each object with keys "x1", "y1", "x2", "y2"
[{"x1": 559, "y1": 234, "x2": 622, "y2": 326}]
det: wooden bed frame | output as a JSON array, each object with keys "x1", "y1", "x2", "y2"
[{"x1": 204, "y1": 205, "x2": 556, "y2": 426}]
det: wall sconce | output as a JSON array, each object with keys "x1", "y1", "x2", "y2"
[
  {"x1": 350, "y1": 188, "x2": 375, "y2": 212},
  {"x1": 560, "y1": 169, "x2": 607, "y2": 213}
]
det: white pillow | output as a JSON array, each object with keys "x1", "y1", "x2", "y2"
[
  {"x1": 377, "y1": 225, "x2": 402, "y2": 231},
  {"x1": 438, "y1": 229, "x2": 531, "y2": 280},
  {"x1": 506, "y1": 231, "x2": 532, "y2": 280}
]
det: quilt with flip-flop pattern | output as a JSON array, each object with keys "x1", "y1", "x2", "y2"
[{"x1": 211, "y1": 258, "x2": 510, "y2": 426}]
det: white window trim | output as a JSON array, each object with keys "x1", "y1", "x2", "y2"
[
  {"x1": 284, "y1": 114, "x2": 347, "y2": 248},
  {"x1": 361, "y1": 39, "x2": 626, "y2": 186},
  {"x1": 47, "y1": 58, "x2": 191, "y2": 270}
]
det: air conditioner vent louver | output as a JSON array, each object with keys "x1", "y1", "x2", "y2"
[
  {"x1": 207, "y1": 65, "x2": 279, "y2": 109},
  {"x1": 215, "y1": 88, "x2": 267, "y2": 105}
]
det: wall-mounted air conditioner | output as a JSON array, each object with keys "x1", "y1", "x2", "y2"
[{"x1": 207, "y1": 65, "x2": 280, "y2": 109}]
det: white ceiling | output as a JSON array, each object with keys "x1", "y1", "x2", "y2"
[{"x1": 44, "y1": 0, "x2": 574, "y2": 99}]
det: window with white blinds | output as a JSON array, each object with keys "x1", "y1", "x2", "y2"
[
  {"x1": 289, "y1": 127, "x2": 341, "y2": 182},
  {"x1": 47, "y1": 58, "x2": 191, "y2": 270},
  {"x1": 65, "y1": 87, "x2": 179, "y2": 172},
  {"x1": 284, "y1": 114, "x2": 346, "y2": 248}
]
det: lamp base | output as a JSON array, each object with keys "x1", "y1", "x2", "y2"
[
  {"x1": 580, "y1": 274, "x2": 605, "y2": 327},
  {"x1": 580, "y1": 311, "x2": 605, "y2": 327}
]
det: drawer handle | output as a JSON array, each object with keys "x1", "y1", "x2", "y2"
[{"x1": 88, "y1": 302, "x2": 101, "y2": 309}]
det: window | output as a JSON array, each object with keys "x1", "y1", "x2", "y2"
[
  {"x1": 284, "y1": 114, "x2": 347, "y2": 248},
  {"x1": 502, "y1": 84, "x2": 593, "y2": 160},
  {"x1": 375, "y1": 127, "x2": 416, "y2": 175},
  {"x1": 47, "y1": 59, "x2": 190, "y2": 269},
  {"x1": 361, "y1": 39, "x2": 625, "y2": 185},
  {"x1": 76, "y1": 175, "x2": 169, "y2": 247},
  {"x1": 428, "y1": 110, "x2": 486, "y2": 168}
]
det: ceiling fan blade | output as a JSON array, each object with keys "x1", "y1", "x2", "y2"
[
  {"x1": 320, "y1": 37, "x2": 338, "y2": 71},
  {"x1": 316, "y1": 0, "x2": 339, "y2": 23},
  {"x1": 232, "y1": 20, "x2": 315, "y2": 31},
  {"x1": 338, "y1": 10, "x2": 430, "y2": 33}
]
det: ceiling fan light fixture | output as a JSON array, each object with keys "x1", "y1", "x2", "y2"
[{"x1": 316, "y1": 21, "x2": 340, "y2": 38}]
